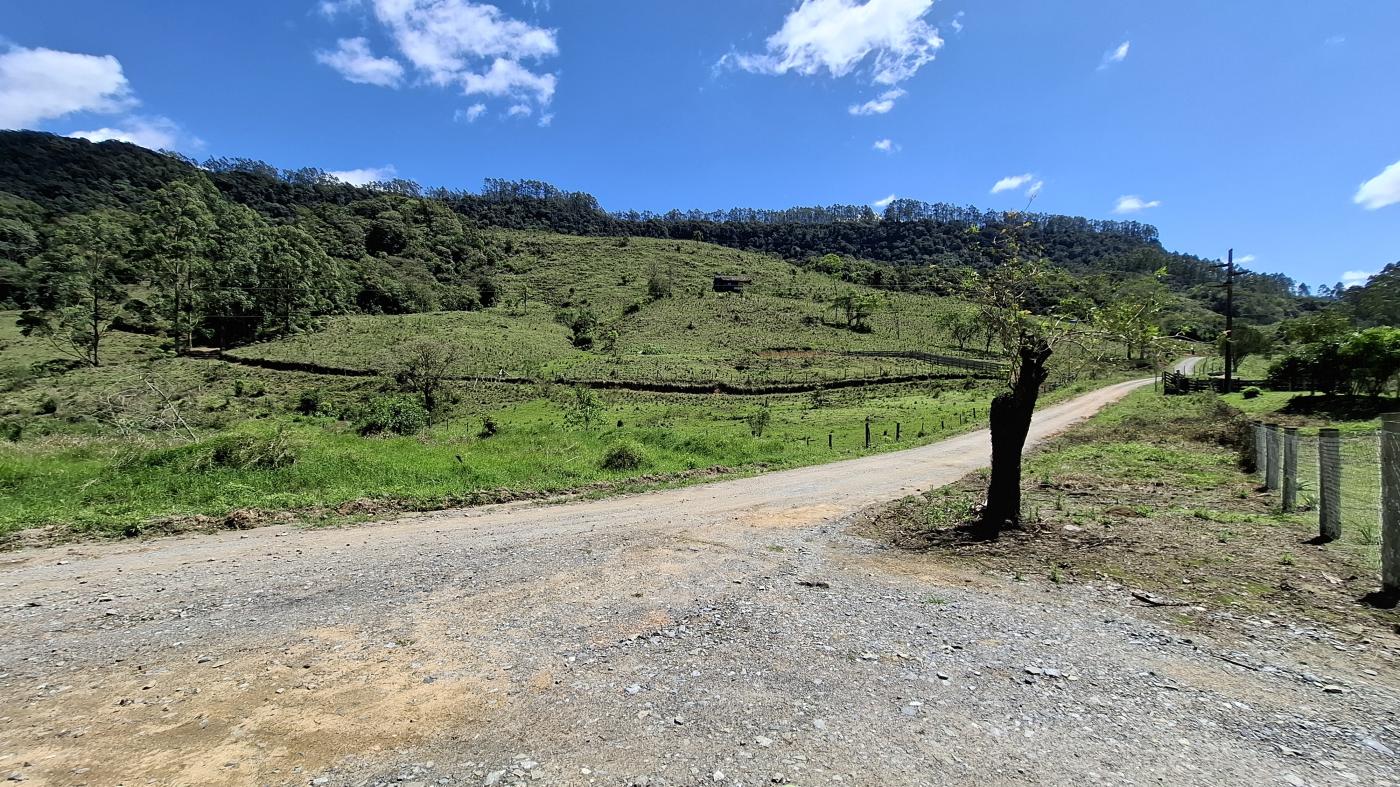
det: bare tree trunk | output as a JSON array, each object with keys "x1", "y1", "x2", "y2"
[{"x1": 980, "y1": 338, "x2": 1052, "y2": 535}]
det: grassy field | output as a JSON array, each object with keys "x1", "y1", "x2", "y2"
[
  {"x1": 862, "y1": 388, "x2": 1396, "y2": 632},
  {"x1": 0, "y1": 374, "x2": 1016, "y2": 540},
  {"x1": 1, "y1": 230, "x2": 1154, "y2": 544},
  {"x1": 226, "y1": 232, "x2": 989, "y2": 385}
]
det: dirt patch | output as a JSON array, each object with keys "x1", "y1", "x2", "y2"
[
  {"x1": 0, "y1": 626, "x2": 495, "y2": 786},
  {"x1": 854, "y1": 396, "x2": 1400, "y2": 647}
]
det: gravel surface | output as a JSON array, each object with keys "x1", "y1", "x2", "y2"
[{"x1": 4, "y1": 361, "x2": 1397, "y2": 786}]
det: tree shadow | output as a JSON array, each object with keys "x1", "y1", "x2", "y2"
[{"x1": 1359, "y1": 589, "x2": 1398, "y2": 610}]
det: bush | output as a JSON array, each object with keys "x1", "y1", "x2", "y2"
[
  {"x1": 1241, "y1": 386, "x2": 1262, "y2": 399},
  {"x1": 600, "y1": 441, "x2": 647, "y2": 471},
  {"x1": 36, "y1": 394, "x2": 58, "y2": 415},
  {"x1": 479, "y1": 415, "x2": 499, "y2": 439},
  {"x1": 295, "y1": 387, "x2": 326, "y2": 416},
  {"x1": 358, "y1": 394, "x2": 430, "y2": 436},
  {"x1": 746, "y1": 408, "x2": 772, "y2": 437},
  {"x1": 2, "y1": 421, "x2": 21, "y2": 442}
]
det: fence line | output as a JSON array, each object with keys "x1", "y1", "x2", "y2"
[{"x1": 1246, "y1": 418, "x2": 1398, "y2": 594}]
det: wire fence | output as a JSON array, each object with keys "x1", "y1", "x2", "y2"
[{"x1": 1246, "y1": 420, "x2": 1398, "y2": 593}]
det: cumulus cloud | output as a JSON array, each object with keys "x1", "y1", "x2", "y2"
[
  {"x1": 506, "y1": 102, "x2": 532, "y2": 117},
  {"x1": 0, "y1": 45, "x2": 135, "y2": 128},
  {"x1": 1341, "y1": 271, "x2": 1374, "y2": 289},
  {"x1": 720, "y1": 0, "x2": 942, "y2": 112},
  {"x1": 990, "y1": 173, "x2": 1034, "y2": 194},
  {"x1": 316, "y1": 37, "x2": 405, "y2": 86},
  {"x1": 1098, "y1": 40, "x2": 1129, "y2": 70},
  {"x1": 68, "y1": 116, "x2": 183, "y2": 151},
  {"x1": 873, "y1": 193, "x2": 897, "y2": 208},
  {"x1": 1354, "y1": 159, "x2": 1400, "y2": 210},
  {"x1": 950, "y1": 11, "x2": 964, "y2": 34},
  {"x1": 1113, "y1": 195, "x2": 1161, "y2": 214},
  {"x1": 317, "y1": 0, "x2": 561, "y2": 117},
  {"x1": 872, "y1": 138, "x2": 898, "y2": 153},
  {"x1": 328, "y1": 164, "x2": 397, "y2": 185},
  {"x1": 848, "y1": 88, "x2": 906, "y2": 115}
]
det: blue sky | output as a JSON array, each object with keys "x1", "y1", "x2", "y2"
[{"x1": 3, "y1": 0, "x2": 1397, "y2": 289}]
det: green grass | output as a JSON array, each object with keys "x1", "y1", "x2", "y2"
[
  {"x1": 227, "y1": 232, "x2": 988, "y2": 386},
  {"x1": 0, "y1": 230, "x2": 1151, "y2": 542},
  {"x1": 0, "y1": 374, "x2": 1018, "y2": 538}
]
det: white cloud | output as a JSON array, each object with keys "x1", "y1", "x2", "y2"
[
  {"x1": 1026, "y1": 179, "x2": 1044, "y2": 198},
  {"x1": 68, "y1": 116, "x2": 182, "y2": 150},
  {"x1": 318, "y1": 0, "x2": 561, "y2": 117},
  {"x1": 506, "y1": 102, "x2": 532, "y2": 117},
  {"x1": 848, "y1": 88, "x2": 905, "y2": 115},
  {"x1": 455, "y1": 102, "x2": 487, "y2": 122},
  {"x1": 1098, "y1": 39, "x2": 1130, "y2": 70},
  {"x1": 872, "y1": 138, "x2": 898, "y2": 153},
  {"x1": 950, "y1": 11, "x2": 964, "y2": 34},
  {"x1": 990, "y1": 173, "x2": 1034, "y2": 194},
  {"x1": 1341, "y1": 271, "x2": 1374, "y2": 288},
  {"x1": 537, "y1": 112, "x2": 554, "y2": 127},
  {"x1": 316, "y1": 37, "x2": 405, "y2": 87},
  {"x1": 461, "y1": 57, "x2": 556, "y2": 103},
  {"x1": 328, "y1": 165, "x2": 397, "y2": 185},
  {"x1": 1324, "y1": 34, "x2": 1345, "y2": 46},
  {"x1": 371, "y1": 0, "x2": 557, "y2": 103},
  {"x1": 721, "y1": 0, "x2": 942, "y2": 111},
  {"x1": 873, "y1": 193, "x2": 897, "y2": 208},
  {"x1": 1354, "y1": 159, "x2": 1400, "y2": 210},
  {"x1": 0, "y1": 45, "x2": 135, "y2": 128},
  {"x1": 1235, "y1": 254, "x2": 1256, "y2": 265},
  {"x1": 1113, "y1": 194, "x2": 1161, "y2": 214}
]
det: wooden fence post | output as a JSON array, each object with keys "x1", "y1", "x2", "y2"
[
  {"x1": 1265, "y1": 423, "x2": 1282, "y2": 491},
  {"x1": 1318, "y1": 428, "x2": 1341, "y2": 543},
  {"x1": 1382, "y1": 415, "x2": 1400, "y2": 594},
  {"x1": 864, "y1": 418, "x2": 871, "y2": 449},
  {"x1": 1282, "y1": 427, "x2": 1298, "y2": 512},
  {"x1": 1254, "y1": 422, "x2": 1267, "y2": 478},
  {"x1": 828, "y1": 432, "x2": 833, "y2": 450}
]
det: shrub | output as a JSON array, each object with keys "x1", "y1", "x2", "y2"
[
  {"x1": 1241, "y1": 386, "x2": 1262, "y2": 399},
  {"x1": 37, "y1": 394, "x2": 58, "y2": 415},
  {"x1": 646, "y1": 265, "x2": 673, "y2": 300},
  {"x1": 479, "y1": 415, "x2": 499, "y2": 439},
  {"x1": 2, "y1": 421, "x2": 21, "y2": 442},
  {"x1": 295, "y1": 387, "x2": 326, "y2": 416},
  {"x1": 600, "y1": 441, "x2": 647, "y2": 471},
  {"x1": 358, "y1": 394, "x2": 430, "y2": 436},
  {"x1": 746, "y1": 408, "x2": 772, "y2": 437}
]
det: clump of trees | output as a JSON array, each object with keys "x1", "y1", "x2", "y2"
[{"x1": 1268, "y1": 325, "x2": 1400, "y2": 397}]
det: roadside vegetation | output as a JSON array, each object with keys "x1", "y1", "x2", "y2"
[{"x1": 860, "y1": 388, "x2": 1397, "y2": 632}]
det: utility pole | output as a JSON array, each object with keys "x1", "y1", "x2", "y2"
[{"x1": 1223, "y1": 249, "x2": 1235, "y2": 394}]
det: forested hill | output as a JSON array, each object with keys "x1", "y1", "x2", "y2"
[{"x1": 0, "y1": 130, "x2": 1314, "y2": 326}]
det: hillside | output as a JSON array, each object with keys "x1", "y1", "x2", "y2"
[{"x1": 0, "y1": 131, "x2": 1315, "y2": 337}]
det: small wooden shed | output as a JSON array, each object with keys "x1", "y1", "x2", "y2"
[{"x1": 712, "y1": 275, "x2": 753, "y2": 293}]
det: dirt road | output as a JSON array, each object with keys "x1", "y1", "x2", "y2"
[{"x1": 3, "y1": 361, "x2": 1397, "y2": 786}]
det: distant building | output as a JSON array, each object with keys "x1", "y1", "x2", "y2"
[{"x1": 712, "y1": 275, "x2": 752, "y2": 294}]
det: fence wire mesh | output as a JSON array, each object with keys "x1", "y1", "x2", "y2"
[{"x1": 1260, "y1": 426, "x2": 1382, "y2": 564}]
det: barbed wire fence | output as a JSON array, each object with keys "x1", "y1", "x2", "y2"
[{"x1": 1246, "y1": 419, "x2": 1399, "y2": 595}]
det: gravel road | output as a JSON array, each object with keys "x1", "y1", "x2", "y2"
[{"x1": 4, "y1": 360, "x2": 1398, "y2": 786}]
